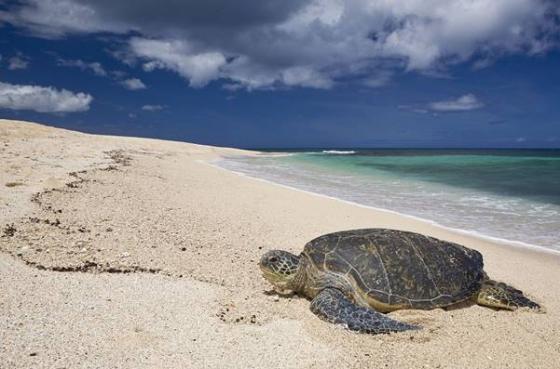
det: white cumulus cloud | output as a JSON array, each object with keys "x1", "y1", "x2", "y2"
[
  {"x1": 141, "y1": 104, "x2": 164, "y2": 111},
  {"x1": 120, "y1": 77, "x2": 146, "y2": 90},
  {"x1": 429, "y1": 94, "x2": 484, "y2": 112},
  {"x1": 131, "y1": 38, "x2": 226, "y2": 88},
  {"x1": 0, "y1": 82, "x2": 93, "y2": 113},
  {"x1": 57, "y1": 58, "x2": 107, "y2": 76},
  {"x1": 8, "y1": 53, "x2": 30, "y2": 70}
]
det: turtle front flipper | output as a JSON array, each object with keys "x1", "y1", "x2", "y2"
[
  {"x1": 476, "y1": 279, "x2": 540, "y2": 310},
  {"x1": 310, "y1": 288, "x2": 420, "y2": 334}
]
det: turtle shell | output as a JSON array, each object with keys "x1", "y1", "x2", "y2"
[{"x1": 302, "y1": 229, "x2": 484, "y2": 310}]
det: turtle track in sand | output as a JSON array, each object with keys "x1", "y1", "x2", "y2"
[{"x1": 0, "y1": 150, "x2": 167, "y2": 276}]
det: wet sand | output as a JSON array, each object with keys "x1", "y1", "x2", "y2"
[{"x1": 1, "y1": 119, "x2": 559, "y2": 369}]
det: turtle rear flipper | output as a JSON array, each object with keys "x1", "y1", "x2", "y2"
[
  {"x1": 310, "y1": 288, "x2": 420, "y2": 334},
  {"x1": 476, "y1": 279, "x2": 540, "y2": 310}
]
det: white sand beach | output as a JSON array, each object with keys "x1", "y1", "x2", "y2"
[{"x1": 1, "y1": 119, "x2": 559, "y2": 369}]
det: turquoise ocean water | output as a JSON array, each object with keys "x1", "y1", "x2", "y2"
[{"x1": 217, "y1": 150, "x2": 560, "y2": 251}]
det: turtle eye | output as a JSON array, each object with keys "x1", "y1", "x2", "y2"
[{"x1": 269, "y1": 257, "x2": 278, "y2": 263}]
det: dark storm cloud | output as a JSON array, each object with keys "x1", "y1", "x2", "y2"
[
  {"x1": 74, "y1": 0, "x2": 307, "y2": 30},
  {"x1": 2, "y1": 0, "x2": 559, "y2": 89}
]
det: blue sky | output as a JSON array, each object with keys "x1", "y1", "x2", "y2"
[{"x1": 0, "y1": 0, "x2": 559, "y2": 148}]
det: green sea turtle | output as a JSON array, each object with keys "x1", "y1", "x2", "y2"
[{"x1": 259, "y1": 228, "x2": 540, "y2": 334}]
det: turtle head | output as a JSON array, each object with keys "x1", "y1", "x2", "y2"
[{"x1": 259, "y1": 250, "x2": 301, "y2": 295}]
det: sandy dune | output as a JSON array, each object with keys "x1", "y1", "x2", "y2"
[{"x1": 1, "y1": 119, "x2": 559, "y2": 369}]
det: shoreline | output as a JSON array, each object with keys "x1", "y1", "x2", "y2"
[
  {"x1": 209, "y1": 157, "x2": 560, "y2": 257},
  {"x1": 2, "y1": 119, "x2": 560, "y2": 369}
]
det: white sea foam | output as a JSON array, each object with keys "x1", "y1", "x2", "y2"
[
  {"x1": 210, "y1": 155, "x2": 560, "y2": 254},
  {"x1": 254, "y1": 152, "x2": 296, "y2": 157},
  {"x1": 321, "y1": 150, "x2": 356, "y2": 155}
]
